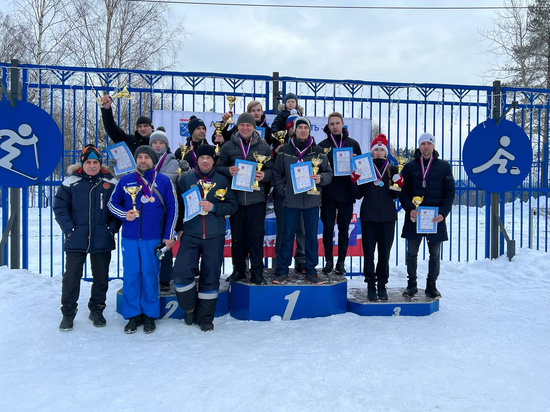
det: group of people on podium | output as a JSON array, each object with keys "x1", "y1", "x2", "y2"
[{"x1": 53, "y1": 92, "x2": 454, "y2": 334}]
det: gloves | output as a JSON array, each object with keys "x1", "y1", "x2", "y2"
[
  {"x1": 178, "y1": 159, "x2": 190, "y2": 172},
  {"x1": 392, "y1": 174, "x2": 404, "y2": 187},
  {"x1": 350, "y1": 170, "x2": 361, "y2": 184}
]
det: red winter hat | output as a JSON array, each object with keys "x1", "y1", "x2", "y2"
[{"x1": 370, "y1": 134, "x2": 388, "y2": 156}]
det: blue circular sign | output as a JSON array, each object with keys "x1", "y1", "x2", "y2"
[
  {"x1": 0, "y1": 100, "x2": 63, "y2": 187},
  {"x1": 463, "y1": 119, "x2": 532, "y2": 193}
]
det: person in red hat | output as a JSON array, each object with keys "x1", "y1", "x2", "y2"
[{"x1": 351, "y1": 134, "x2": 401, "y2": 301}]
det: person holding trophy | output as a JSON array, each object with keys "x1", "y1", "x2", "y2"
[
  {"x1": 216, "y1": 113, "x2": 273, "y2": 285},
  {"x1": 318, "y1": 112, "x2": 362, "y2": 276},
  {"x1": 175, "y1": 116, "x2": 213, "y2": 168},
  {"x1": 351, "y1": 134, "x2": 400, "y2": 301},
  {"x1": 172, "y1": 145, "x2": 238, "y2": 332},
  {"x1": 272, "y1": 117, "x2": 333, "y2": 285},
  {"x1": 108, "y1": 146, "x2": 178, "y2": 334},
  {"x1": 399, "y1": 132, "x2": 455, "y2": 299}
]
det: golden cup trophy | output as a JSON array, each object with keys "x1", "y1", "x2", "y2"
[
  {"x1": 307, "y1": 156, "x2": 324, "y2": 195},
  {"x1": 96, "y1": 86, "x2": 131, "y2": 108},
  {"x1": 175, "y1": 143, "x2": 192, "y2": 173},
  {"x1": 212, "y1": 121, "x2": 226, "y2": 155},
  {"x1": 252, "y1": 152, "x2": 270, "y2": 191},
  {"x1": 411, "y1": 196, "x2": 424, "y2": 222},
  {"x1": 225, "y1": 95, "x2": 238, "y2": 124},
  {"x1": 199, "y1": 180, "x2": 216, "y2": 215},
  {"x1": 390, "y1": 156, "x2": 407, "y2": 192},
  {"x1": 272, "y1": 130, "x2": 287, "y2": 146},
  {"x1": 123, "y1": 185, "x2": 142, "y2": 216},
  {"x1": 214, "y1": 188, "x2": 227, "y2": 201}
]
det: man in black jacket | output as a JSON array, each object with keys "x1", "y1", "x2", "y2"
[
  {"x1": 175, "y1": 116, "x2": 213, "y2": 168},
  {"x1": 399, "y1": 133, "x2": 455, "y2": 299},
  {"x1": 318, "y1": 112, "x2": 362, "y2": 275},
  {"x1": 53, "y1": 145, "x2": 120, "y2": 331},
  {"x1": 99, "y1": 95, "x2": 153, "y2": 154}
]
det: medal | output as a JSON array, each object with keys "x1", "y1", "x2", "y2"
[
  {"x1": 379, "y1": 180, "x2": 384, "y2": 187},
  {"x1": 141, "y1": 195, "x2": 149, "y2": 203},
  {"x1": 149, "y1": 196, "x2": 155, "y2": 203}
]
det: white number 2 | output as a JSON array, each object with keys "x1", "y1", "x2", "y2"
[
  {"x1": 162, "y1": 300, "x2": 179, "y2": 320},
  {"x1": 283, "y1": 290, "x2": 300, "y2": 321}
]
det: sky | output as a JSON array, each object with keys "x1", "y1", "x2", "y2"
[{"x1": 173, "y1": 0, "x2": 501, "y2": 86}]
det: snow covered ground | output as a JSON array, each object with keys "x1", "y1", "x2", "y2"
[{"x1": 1, "y1": 247, "x2": 549, "y2": 411}]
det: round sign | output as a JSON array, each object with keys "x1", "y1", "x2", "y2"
[
  {"x1": 463, "y1": 118, "x2": 532, "y2": 193},
  {"x1": 0, "y1": 100, "x2": 63, "y2": 188}
]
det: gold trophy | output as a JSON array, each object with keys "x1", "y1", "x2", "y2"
[
  {"x1": 175, "y1": 143, "x2": 192, "y2": 173},
  {"x1": 411, "y1": 196, "x2": 424, "y2": 222},
  {"x1": 252, "y1": 152, "x2": 270, "y2": 191},
  {"x1": 214, "y1": 188, "x2": 227, "y2": 201},
  {"x1": 272, "y1": 130, "x2": 287, "y2": 146},
  {"x1": 212, "y1": 121, "x2": 226, "y2": 155},
  {"x1": 225, "y1": 95, "x2": 238, "y2": 124},
  {"x1": 307, "y1": 156, "x2": 324, "y2": 195},
  {"x1": 96, "y1": 86, "x2": 131, "y2": 108},
  {"x1": 124, "y1": 185, "x2": 142, "y2": 216},
  {"x1": 199, "y1": 180, "x2": 216, "y2": 215},
  {"x1": 323, "y1": 147, "x2": 332, "y2": 156},
  {"x1": 390, "y1": 156, "x2": 407, "y2": 192}
]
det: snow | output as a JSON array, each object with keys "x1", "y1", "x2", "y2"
[{"x1": 1, "y1": 248, "x2": 549, "y2": 411}]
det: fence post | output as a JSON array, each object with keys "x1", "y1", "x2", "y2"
[
  {"x1": 10, "y1": 59, "x2": 21, "y2": 269},
  {"x1": 490, "y1": 80, "x2": 501, "y2": 259},
  {"x1": 272, "y1": 72, "x2": 280, "y2": 114}
]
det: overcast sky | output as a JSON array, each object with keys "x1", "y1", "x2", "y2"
[{"x1": 175, "y1": 0, "x2": 501, "y2": 86}]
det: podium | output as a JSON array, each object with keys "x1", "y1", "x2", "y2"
[
  {"x1": 347, "y1": 288, "x2": 439, "y2": 316},
  {"x1": 115, "y1": 280, "x2": 230, "y2": 320},
  {"x1": 230, "y1": 270, "x2": 347, "y2": 321}
]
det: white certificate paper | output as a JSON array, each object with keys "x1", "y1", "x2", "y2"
[
  {"x1": 333, "y1": 147, "x2": 353, "y2": 176},
  {"x1": 290, "y1": 161, "x2": 314, "y2": 194},
  {"x1": 182, "y1": 186, "x2": 202, "y2": 221},
  {"x1": 232, "y1": 159, "x2": 256, "y2": 192},
  {"x1": 416, "y1": 206, "x2": 439, "y2": 234},
  {"x1": 351, "y1": 153, "x2": 376, "y2": 185},
  {"x1": 106, "y1": 142, "x2": 136, "y2": 175}
]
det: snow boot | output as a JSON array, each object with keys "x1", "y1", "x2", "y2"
[
  {"x1": 334, "y1": 260, "x2": 346, "y2": 275},
  {"x1": 250, "y1": 272, "x2": 267, "y2": 285},
  {"x1": 425, "y1": 279, "x2": 442, "y2": 299},
  {"x1": 402, "y1": 279, "x2": 418, "y2": 298},
  {"x1": 143, "y1": 316, "x2": 156, "y2": 334},
  {"x1": 377, "y1": 284, "x2": 388, "y2": 301},
  {"x1": 59, "y1": 309, "x2": 77, "y2": 332},
  {"x1": 88, "y1": 305, "x2": 106, "y2": 327},
  {"x1": 367, "y1": 283, "x2": 377, "y2": 301},
  {"x1": 196, "y1": 296, "x2": 217, "y2": 332},
  {"x1": 295, "y1": 262, "x2": 305, "y2": 274},
  {"x1": 124, "y1": 315, "x2": 144, "y2": 334},
  {"x1": 322, "y1": 260, "x2": 334, "y2": 274},
  {"x1": 226, "y1": 272, "x2": 246, "y2": 283},
  {"x1": 184, "y1": 309, "x2": 195, "y2": 326}
]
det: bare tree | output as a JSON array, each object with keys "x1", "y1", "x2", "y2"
[{"x1": 0, "y1": 12, "x2": 33, "y2": 62}]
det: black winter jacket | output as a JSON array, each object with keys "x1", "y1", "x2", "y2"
[
  {"x1": 54, "y1": 165, "x2": 120, "y2": 253},
  {"x1": 318, "y1": 126, "x2": 362, "y2": 204},
  {"x1": 213, "y1": 114, "x2": 274, "y2": 146},
  {"x1": 101, "y1": 108, "x2": 149, "y2": 154},
  {"x1": 399, "y1": 149, "x2": 455, "y2": 241},
  {"x1": 175, "y1": 167, "x2": 238, "y2": 238}
]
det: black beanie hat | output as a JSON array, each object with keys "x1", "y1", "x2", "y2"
[
  {"x1": 188, "y1": 115, "x2": 206, "y2": 137},
  {"x1": 80, "y1": 144, "x2": 102, "y2": 164},
  {"x1": 283, "y1": 92, "x2": 298, "y2": 104},
  {"x1": 236, "y1": 112, "x2": 256, "y2": 126},
  {"x1": 136, "y1": 115, "x2": 153, "y2": 128},
  {"x1": 134, "y1": 146, "x2": 158, "y2": 164},
  {"x1": 195, "y1": 144, "x2": 216, "y2": 159}
]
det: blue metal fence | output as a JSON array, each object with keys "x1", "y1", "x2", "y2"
[{"x1": 1, "y1": 63, "x2": 549, "y2": 277}]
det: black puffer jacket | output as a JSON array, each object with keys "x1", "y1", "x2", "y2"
[
  {"x1": 54, "y1": 165, "x2": 120, "y2": 253},
  {"x1": 399, "y1": 149, "x2": 455, "y2": 241},
  {"x1": 318, "y1": 126, "x2": 362, "y2": 204},
  {"x1": 101, "y1": 107, "x2": 149, "y2": 154},
  {"x1": 213, "y1": 114, "x2": 273, "y2": 146}
]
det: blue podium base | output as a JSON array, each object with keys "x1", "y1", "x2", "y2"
[
  {"x1": 347, "y1": 288, "x2": 439, "y2": 316},
  {"x1": 115, "y1": 281, "x2": 230, "y2": 320},
  {"x1": 229, "y1": 269, "x2": 347, "y2": 321}
]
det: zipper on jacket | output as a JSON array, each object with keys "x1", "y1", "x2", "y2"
[
  {"x1": 202, "y1": 215, "x2": 206, "y2": 239},
  {"x1": 100, "y1": 193, "x2": 104, "y2": 209},
  {"x1": 87, "y1": 179, "x2": 101, "y2": 253}
]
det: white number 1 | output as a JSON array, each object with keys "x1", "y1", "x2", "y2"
[{"x1": 283, "y1": 290, "x2": 300, "y2": 321}]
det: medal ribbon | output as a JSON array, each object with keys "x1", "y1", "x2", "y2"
[
  {"x1": 291, "y1": 135, "x2": 313, "y2": 162},
  {"x1": 421, "y1": 156, "x2": 434, "y2": 187},
  {"x1": 135, "y1": 169, "x2": 157, "y2": 197},
  {"x1": 238, "y1": 135, "x2": 252, "y2": 159},
  {"x1": 155, "y1": 152, "x2": 168, "y2": 173},
  {"x1": 329, "y1": 133, "x2": 346, "y2": 148},
  {"x1": 374, "y1": 159, "x2": 389, "y2": 184}
]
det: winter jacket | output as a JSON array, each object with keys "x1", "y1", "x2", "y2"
[
  {"x1": 352, "y1": 158, "x2": 399, "y2": 222},
  {"x1": 212, "y1": 114, "x2": 274, "y2": 146},
  {"x1": 175, "y1": 167, "x2": 238, "y2": 239},
  {"x1": 156, "y1": 152, "x2": 180, "y2": 183},
  {"x1": 270, "y1": 105, "x2": 303, "y2": 133},
  {"x1": 175, "y1": 140, "x2": 213, "y2": 169},
  {"x1": 53, "y1": 165, "x2": 120, "y2": 253},
  {"x1": 318, "y1": 126, "x2": 362, "y2": 204},
  {"x1": 272, "y1": 136, "x2": 333, "y2": 210},
  {"x1": 216, "y1": 130, "x2": 273, "y2": 206},
  {"x1": 101, "y1": 107, "x2": 149, "y2": 154},
  {"x1": 108, "y1": 168, "x2": 178, "y2": 240},
  {"x1": 399, "y1": 149, "x2": 455, "y2": 241}
]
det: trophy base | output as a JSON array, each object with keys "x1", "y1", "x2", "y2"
[
  {"x1": 199, "y1": 211, "x2": 209, "y2": 216},
  {"x1": 252, "y1": 186, "x2": 261, "y2": 191},
  {"x1": 389, "y1": 186, "x2": 402, "y2": 192},
  {"x1": 307, "y1": 189, "x2": 320, "y2": 195}
]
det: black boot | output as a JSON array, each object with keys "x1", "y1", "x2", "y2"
[
  {"x1": 403, "y1": 279, "x2": 418, "y2": 297},
  {"x1": 143, "y1": 316, "x2": 156, "y2": 334},
  {"x1": 367, "y1": 283, "x2": 377, "y2": 301},
  {"x1": 184, "y1": 309, "x2": 195, "y2": 325},
  {"x1": 226, "y1": 272, "x2": 246, "y2": 283},
  {"x1": 124, "y1": 315, "x2": 144, "y2": 334},
  {"x1": 196, "y1": 296, "x2": 217, "y2": 332},
  {"x1": 295, "y1": 262, "x2": 305, "y2": 274},
  {"x1": 322, "y1": 260, "x2": 333, "y2": 274},
  {"x1": 88, "y1": 305, "x2": 106, "y2": 327},
  {"x1": 250, "y1": 272, "x2": 267, "y2": 285},
  {"x1": 377, "y1": 284, "x2": 388, "y2": 301},
  {"x1": 334, "y1": 260, "x2": 346, "y2": 275},
  {"x1": 59, "y1": 309, "x2": 77, "y2": 331},
  {"x1": 425, "y1": 279, "x2": 442, "y2": 299}
]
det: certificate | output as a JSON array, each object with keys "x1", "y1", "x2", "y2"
[
  {"x1": 255, "y1": 127, "x2": 266, "y2": 140},
  {"x1": 416, "y1": 206, "x2": 439, "y2": 234},
  {"x1": 232, "y1": 159, "x2": 256, "y2": 192},
  {"x1": 290, "y1": 161, "x2": 314, "y2": 194},
  {"x1": 351, "y1": 153, "x2": 376, "y2": 185},
  {"x1": 106, "y1": 142, "x2": 136, "y2": 175},
  {"x1": 182, "y1": 186, "x2": 202, "y2": 221},
  {"x1": 332, "y1": 147, "x2": 353, "y2": 176}
]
